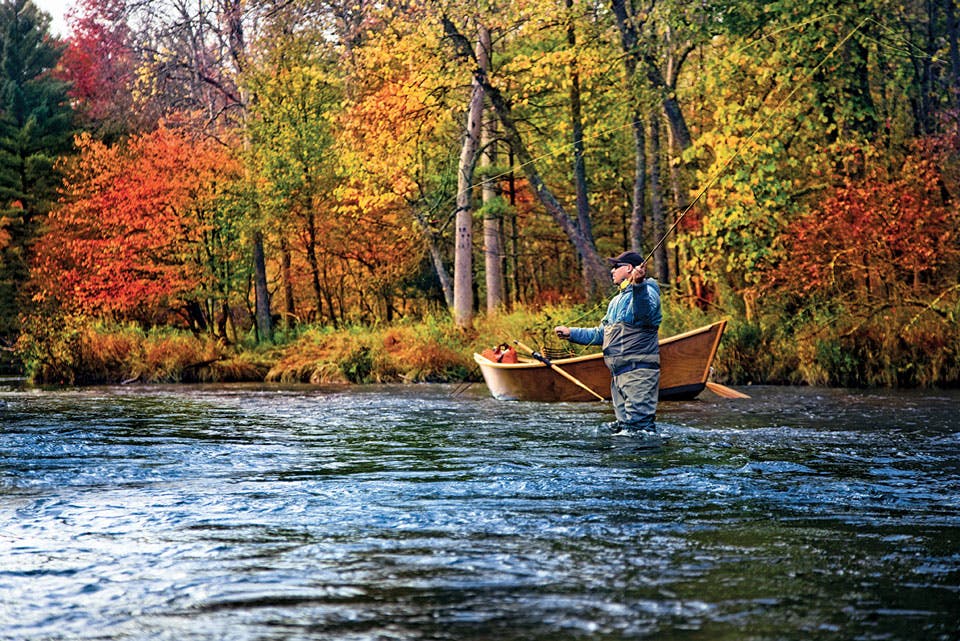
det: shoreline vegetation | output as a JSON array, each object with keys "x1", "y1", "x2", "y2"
[{"x1": 12, "y1": 297, "x2": 960, "y2": 389}]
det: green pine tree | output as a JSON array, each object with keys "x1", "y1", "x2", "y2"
[{"x1": 0, "y1": 0, "x2": 74, "y2": 350}]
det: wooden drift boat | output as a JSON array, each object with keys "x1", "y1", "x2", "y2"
[{"x1": 474, "y1": 320, "x2": 727, "y2": 402}]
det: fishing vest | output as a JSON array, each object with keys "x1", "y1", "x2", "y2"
[{"x1": 568, "y1": 279, "x2": 661, "y2": 377}]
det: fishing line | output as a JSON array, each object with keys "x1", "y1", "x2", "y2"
[
  {"x1": 643, "y1": 14, "x2": 872, "y2": 264},
  {"x1": 433, "y1": 11, "x2": 870, "y2": 228}
]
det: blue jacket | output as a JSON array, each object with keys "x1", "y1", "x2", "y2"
[{"x1": 568, "y1": 278, "x2": 661, "y2": 374}]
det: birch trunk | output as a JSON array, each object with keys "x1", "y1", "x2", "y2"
[
  {"x1": 453, "y1": 26, "x2": 487, "y2": 328},
  {"x1": 478, "y1": 28, "x2": 504, "y2": 313},
  {"x1": 441, "y1": 17, "x2": 609, "y2": 300}
]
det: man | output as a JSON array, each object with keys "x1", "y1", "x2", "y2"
[{"x1": 554, "y1": 251, "x2": 662, "y2": 435}]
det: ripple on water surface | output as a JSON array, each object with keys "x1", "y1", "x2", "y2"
[{"x1": 1, "y1": 383, "x2": 958, "y2": 640}]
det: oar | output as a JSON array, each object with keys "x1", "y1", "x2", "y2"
[
  {"x1": 513, "y1": 339, "x2": 606, "y2": 402},
  {"x1": 705, "y1": 381, "x2": 751, "y2": 399}
]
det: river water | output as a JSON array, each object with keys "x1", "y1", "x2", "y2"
[{"x1": 1, "y1": 382, "x2": 958, "y2": 641}]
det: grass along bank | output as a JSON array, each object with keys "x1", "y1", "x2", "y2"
[
  {"x1": 13, "y1": 297, "x2": 960, "y2": 388},
  {"x1": 14, "y1": 302, "x2": 711, "y2": 386}
]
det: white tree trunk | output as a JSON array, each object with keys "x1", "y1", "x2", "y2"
[
  {"x1": 478, "y1": 28, "x2": 504, "y2": 313},
  {"x1": 453, "y1": 26, "x2": 487, "y2": 329}
]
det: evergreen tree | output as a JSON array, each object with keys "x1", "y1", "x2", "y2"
[{"x1": 0, "y1": 0, "x2": 73, "y2": 346}]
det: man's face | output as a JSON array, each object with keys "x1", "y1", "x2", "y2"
[{"x1": 611, "y1": 262, "x2": 633, "y2": 284}]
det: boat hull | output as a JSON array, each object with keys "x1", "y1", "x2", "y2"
[{"x1": 474, "y1": 320, "x2": 726, "y2": 402}]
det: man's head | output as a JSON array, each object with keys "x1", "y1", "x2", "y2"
[
  {"x1": 607, "y1": 251, "x2": 646, "y2": 284},
  {"x1": 607, "y1": 251, "x2": 644, "y2": 268}
]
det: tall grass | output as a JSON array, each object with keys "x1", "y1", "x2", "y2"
[
  {"x1": 17, "y1": 315, "x2": 265, "y2": 384},
  {"x1": 16, "y1": 298, "x2": 959, "y2": 387}
]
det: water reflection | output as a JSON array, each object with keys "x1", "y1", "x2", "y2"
[{"x1": 1, "y1": 383, "x2": 958, "y2": 640}]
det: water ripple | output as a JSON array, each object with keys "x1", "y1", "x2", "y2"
[{"x1": 1, "y1": 383, "x2": 958, "y2": 640}]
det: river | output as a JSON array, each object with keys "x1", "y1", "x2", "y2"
[{"x1": 1, "y1": 382, "x2": 958, "y2": 640}]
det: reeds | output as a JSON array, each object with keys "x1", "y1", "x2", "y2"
[
  {"x1": 17, "y1": 317, "x2": 231, "y2": 385},
  {"x1": 16, "y1": 300, "x2": 960, "y2": 388}
]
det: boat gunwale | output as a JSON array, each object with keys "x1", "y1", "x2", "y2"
[{"x1": 473, "y1": 320, "x2": 727, "y2": 370}]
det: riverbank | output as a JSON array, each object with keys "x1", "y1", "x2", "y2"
[
  {"x1": 12, "y1": 301, "x2": 960, "y2": 388},
  {"x1": 13, "y1": 308, "x2": 580, "y2": 386},
  {"x1": 12, "y1": 303, "x2": 714, "y2": 386}
]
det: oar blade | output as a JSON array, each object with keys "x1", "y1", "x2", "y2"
[{"x1": 705, "y1": 381, "x2": 751, "y2": 399}]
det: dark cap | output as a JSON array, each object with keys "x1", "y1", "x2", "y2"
[{"x1": 607, "y1": 251, "x2": 644, "y2": 267}]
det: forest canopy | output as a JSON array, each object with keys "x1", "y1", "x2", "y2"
[{"x1": 1, "y1": 0, "x2": 958, "y2": 386}]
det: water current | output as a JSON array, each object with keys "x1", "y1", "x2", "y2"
[{"x1": 1, "y1": 381, "x2": 958, "y2": 640}]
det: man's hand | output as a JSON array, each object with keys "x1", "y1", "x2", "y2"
[
  {"x1": 629, "y1": 263, "x2": 647, "y2": 284},
  {"x1": 554, "y1": 326, "x2": 571, "y2": 340}
]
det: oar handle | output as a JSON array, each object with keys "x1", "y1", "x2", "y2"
[
  {"x1": 513, "y1": 340, "x2": 606, "y2": 402},
  {"x1": 513, "y1": 339, "x2": 548, "y2": 364}
]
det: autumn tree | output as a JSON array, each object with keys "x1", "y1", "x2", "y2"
[
  {"x1": 59, "y1": 0, "x2": 137, "y2": 140},
  {"x1": 774, "y1": 136, "x2": 960, "y2": 311},
  {"x1": 243, "y1": 9, "x2": 343, "y2": 326},
  {"x1": 113, "y1": 0, "x2": 275, "y2": 341},
  {"x1": 31, "y1": 126, "x2": 245, "y2": 330},
  {"x1": 442, "y1": 13, "x2": 611, "y2": 300},
  {"x1": 764, "y1": 134, "x2": 960, "y2": 385},
  {"x1": 680, "y1": 2, "x2": 906, "y2": 314},
  {"x1": 334, "y1": 4, "x2": 465, "y2": 316}
]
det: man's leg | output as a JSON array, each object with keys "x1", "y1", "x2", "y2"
[
  {"x1": 616, "y1": 367, "x2": 659, "y2": 432},
  {"x1": 606, "y1": 378, "x2": 628, "y2": 432}
]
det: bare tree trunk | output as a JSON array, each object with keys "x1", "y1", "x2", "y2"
[
  {"x1": 665, "y1": 114, "x2": 687, "y2": 280},
  {"x1": 482, "y1": 112, "x2": 504, "y2": 312},
  {"x1": 305, "y1": 214, "x2": 326, "y2": 322},
  {"x1": 567, "y1": 0, "x2": 592, "y2": 242},
  {"x1": 442, "y1": 16, "x2": 609, "y2": 300},
  {"x1": 410, "y1": 207, "x2": 454, "y2": 307},
  {"x1": 453, "y1": 25, "x2": 487, "y2": 329},
  {"x1": 566, "y1": 0, "x2": 595, "y2": 288},
  {"x1": 508, "y1": 149, "x2": 520, "y2": 307},
  {"x1": 322, "y1": 261, "x2": 339, "y2": 328},
  {"x1": 252, "y1": 230, "x2": 272, "y2": 343},
  {"x1": 280, "y1": 238, "x2": 295, "y2": 329},
  {"x1": 429, "y1": 242, "x2": 455, "y2": 308},
  {"x1": 479, "y1": 25, "x2": 504, "y2": 313},
  {"x1": 648, "y1": 117, "x2": 668, "y2": 284},
  {"x1": 630, "y1": 109, "x2": 646, "y2": 253}
]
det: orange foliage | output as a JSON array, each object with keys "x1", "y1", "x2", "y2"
[
  {"x1": 33, "y1": 126, "x2": 240, "y2": 319},
  {"x1": 773, "y1": 136, "x2": 960, "y2": 300}
]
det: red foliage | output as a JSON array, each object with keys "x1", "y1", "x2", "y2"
[
  {"x1": 57, "y1": 0, "x2": 136, "y2": 125},
  {"x1": 774, "y1": 136, "x2": 960, "y2": 299},
  {"x1": 33, "y1": 126, "x2": 239, "y2": 319}
]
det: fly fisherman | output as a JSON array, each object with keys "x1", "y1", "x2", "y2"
[{"x1": 554, "y1": 251, "x2": 662, "y2": 436}]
